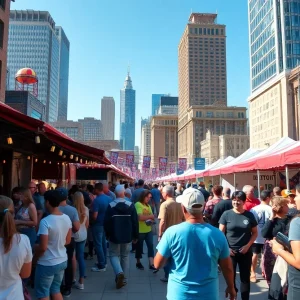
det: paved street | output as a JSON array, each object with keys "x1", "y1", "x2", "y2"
[{"x1": 29, "y1": 238, "x2": 269, "y2": 299}]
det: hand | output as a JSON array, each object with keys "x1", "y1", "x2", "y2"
[
  {"x1": 225, "y1": 286, "x2": 237, "y2": 300},
  {"x1": 229, "y1": 249, "x2": 236, "y2": 256},
  {"x1": 270, "y1": 239, "x2": 284, "y2": 255},
  {"x1": 132, "y1": 239, "x2": 138, "y2": 244},
  {"x1": 239, "y1": 245, "x2": 250, "y2": 254}
]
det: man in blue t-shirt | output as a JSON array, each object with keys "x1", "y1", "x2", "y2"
[
  {"x1": 91, "y1": 182, "x2": 111, "y2": 272},
  {"x1": 154, "y1": 188, "x2": 236, "y2": 300}
]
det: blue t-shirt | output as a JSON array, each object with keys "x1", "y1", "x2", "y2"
[
  {"x1": 92, "y1": 194, "x2": 111, "y2": 225},
  {"x1": 151, "y1": 188, "x2": 161, "y2": 204},
  {"x1": 157, "y1": 222, "x2": 230, "y2": 300}
]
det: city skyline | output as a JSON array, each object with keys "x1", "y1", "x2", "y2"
[
  {"x1": 7, "y1": 10, "x2": 70, "y2": 122},
  {"x1": 10, "y1": 0, "x2": 250, "y2": 147}
]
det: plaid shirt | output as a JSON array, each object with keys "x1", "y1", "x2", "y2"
[{"x1": 204, "y1": 198, "x2": 222, "y2": 216}]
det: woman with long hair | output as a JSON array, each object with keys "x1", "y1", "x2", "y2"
[
  {"x1": 15, "y1": 188, "x2": 38, "y2": 248},
  {"x1": 219, "y1": 191, "x2": 258, "y2": 300},
  {"x1": 73, "y1": 191, "x2": 89, "y2": 290},
  {"x1": 261, "y1": 196, "x2": 291, "y2": 285},
  {"x1": 135, "y1": 190, "x2": 158, "y2": 272},
  {"x1": 0, "y1": 196, "x2": 32, "y2": 299}
]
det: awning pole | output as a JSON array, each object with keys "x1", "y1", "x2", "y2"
[
  {"x1": 286, "y1": 166, "x2": 290, "y2": 190},
  {"x1": 257, "y1": 170, "x2": 261, "y2": 199},
  {"x1": 233, "y1": 173, "x2": 236, "y2": 191},
  {"x1": 220, "y1": 174, "x2": 222, "y2": 185},
  {"x1": 62, "y1": 163, "x2": 66, "y2": 188}
]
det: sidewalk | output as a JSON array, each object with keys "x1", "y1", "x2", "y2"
[{"x1": 29, "y1": 244, "x2": 269, "y2": 299}]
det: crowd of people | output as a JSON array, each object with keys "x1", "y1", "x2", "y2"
[{"x1": 0, "y1": 179, "x2": 300, "y2": 299}]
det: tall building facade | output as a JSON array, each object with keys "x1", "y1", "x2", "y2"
[
  {"x1": 178, "y1": 13, "x2": 246, "y2": 164},
  {"x1": 120, "y1": 72, "x2": 135, "y2": 150},
  {"x1": 0, "y1": 0, "x2": 12, "y2": 102},
  {"x1": 248, "y1": 1, "x2": 300, "y2": 148},
  {"x1": 152, "y1": 94, "x2": 166, "y2": 116},
  {"x1": 78, "y1": 117, "x2": 103, "y2": 141},
  {"x1": 55, "y1": 26, "x2": 70, "y2": 121},
  {"x1": 101, "y1": 96, "x2": 115, "y2": 140},
  {"x1": 141, "y1": 121, "x2": 151, "y2": 161},
  {"x1": 7, "y1": 10, "x2": 69, "y2": 122}
]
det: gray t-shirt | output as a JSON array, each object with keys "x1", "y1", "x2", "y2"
[
  {"x1": 59, "y1": 205, "x2": 79, "y2": 223},
  {"x1": 289, "y1": 217, "x2": 300, "y2": 241}
]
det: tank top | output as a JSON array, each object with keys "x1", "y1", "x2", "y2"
[{"x1": 16, "y1": 206, "x2": 33, "y2": 228}]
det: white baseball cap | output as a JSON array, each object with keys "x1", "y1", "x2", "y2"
[
  {"x1": 114, "y1": 184, "x2": 125, "y2": 194},
  {"x1": 176, "y1": 187, "x2": 205, "y2": 211},
  {"x1": 125, "y1": 188, "x2": 132, "y2": 196}
]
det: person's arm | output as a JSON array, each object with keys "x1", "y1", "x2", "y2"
[
  {"x1": 65, "y1": 228, "x2": 72, "y2": 245},
  {"x1": 154, "y1": 251, "x2": 168, "y2": 269},
  {"x1": 272, "y1": 240, "x2": 300, "y2": 269},
  {"x1": 158, "y1": 203, "x2": 166, "y2": 240},
  {"x1": 239, "y1": 226, "x2": 258, "y2": 254},
  {"x1": 20, "y1": 262, "x2": 32, "y2": 279},
  {"x1": 92, "y1": 199, "x2": 99, "y2": 221},
  {"x1": 219, "y1": 256, "x2": 236, "y2": 300},
  {"x1": 34, "y1": 234, "x2": 48, "y2": 260},
  {"x1": 131, "y1": 206, "x2": 139, "y2": 242},
  {"x1": 15, "y1": 203, "x2": 38, "y2": 227},
  {"x1": 72, "y1": 219, "x2": 80, "y2": 233}
]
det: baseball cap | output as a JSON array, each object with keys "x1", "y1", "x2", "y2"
[
  {"x1": 115, "y1": 184, "x2": 125, "y2": 194},
  {"x1": 281, "y1": 189, "x2": 296, "y2": 198},
  {"x1": 176, "y1": 187, "x2": 205, "y2": 211},
  {"x1": 56, "y1": 187, "x2": 68, "y2": 201}
]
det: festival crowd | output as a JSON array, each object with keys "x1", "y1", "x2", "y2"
[{"x1": 0, "y1": 179, "x2": 300, "y2": 300}]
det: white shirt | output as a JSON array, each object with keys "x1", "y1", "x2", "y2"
[
  {"x1": 37, "y1": 214, "x2": 72, "y2": 266},
  {"x1": 250, "y1": 204, "x2": 272, "y2": 244},
  {"x1": 74, "y1": 206, "x2": 89, "y2": 242},
  {"x1": 0, "y1": 234, "x2": 32, "y2": 300}
]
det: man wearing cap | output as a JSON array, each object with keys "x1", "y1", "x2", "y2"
[
  {"x1": 154, "y1": 187, "x2": 236, "y2": 300},
  {"x1": 57, "y1": 187, "x2": 80, "y2": 297},
  {"x1": 104, "y1": 185, "x2": 139, "y2": 289},
  {"x1": 282, "y1": 189, "x2": 298, "y2": 216}
]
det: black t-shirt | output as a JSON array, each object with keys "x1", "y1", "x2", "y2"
[
  {"x1": 219, "y1": 209, "x2": 257, "y2": 250},
  {"x1": 211, "y1": 200, "x2": 233, "y2": 227}
]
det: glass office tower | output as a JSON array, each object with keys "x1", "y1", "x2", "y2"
[
  {"x1": 249, "y1": 0, "x2": 300, "y2": 91},
  {"x1": 120, "y1": 72, "x2": 136, "y2": 150}
]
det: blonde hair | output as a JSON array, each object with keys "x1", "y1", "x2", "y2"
[
  {"x1": 271, "y1": 196, "x2": 288, "y2": 213},
  {"x1": 73, "y1": 191, "x2": 86, "y2": 224},
  {"x1": 0, "y1": 196, "x2": 20, "y2": 253},
  {"x1": 21, "y1": 189, "x2": 35, "y2": 205}
]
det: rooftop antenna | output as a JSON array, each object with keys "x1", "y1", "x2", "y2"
[{"x1": 127, "y1": 62, "x2": 130, "y2": 76}]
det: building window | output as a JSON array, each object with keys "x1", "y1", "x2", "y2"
[
  {"x1": 0, "y1": 0, "x2": 5, "y2": 10},
  {"x1": 0, "y1": 20, "x2": 4, "y2": 48}
]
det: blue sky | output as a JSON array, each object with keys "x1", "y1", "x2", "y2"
[{"x1": 11, "y1": 0, "x2": 250, "y2": 148}]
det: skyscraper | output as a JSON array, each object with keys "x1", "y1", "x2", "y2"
[
  {"x1": 178, "y1": 13, "x2": 246, "y2": 164},
  {"x1": 152, "y1": 94, "x2": 166, "y2": 116},
  {"x1": 7, "y1": 10, "x2": 70, "y2": 122},
  {"x1": 101, "y1": 96, "x2": 115, "y2": 140},
  {"x1": 56, "y1": 26, "x2": 70, "y2": 121},
  {"x1": 120, "y1": 72, "x2": 135, "y2": 150},
  {"x1": 248, "y1": 1, "x2": 300, "y2": 148}
]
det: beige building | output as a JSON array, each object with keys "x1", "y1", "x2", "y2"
[
  {"x1": 178, "y1": 104, "x2": 247, "y2": 164},
  {"x1": 140, "y1": 121, "x2": 151, "y2": 163},
  {"x1": 248, "y1": 72, "x2": 296, "y2": 149},
  {"x1": 0, "y1": 1, "x2": 12, "y2": 102},
  {"x1": 151, "y1": 114, "x2": 178, "y2": 169},
  {"x1": 201, "y1": 130, "x2": 249, "y2": 165},
  {"x1": 101, "y1": 96, "x2": 115, "y2": 140},
  {"x1": 82, "y1": 140, "x2": 119, "y2": 151},
  {"x1": 178, "y1": 13, "x2": 247, "y2": 164},
  {"x1": 50, "y1": 120, "x2": 83, "y2": 140}
]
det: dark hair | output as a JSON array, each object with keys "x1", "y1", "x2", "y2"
[
  {"x1": 139, "y1": 190, "x2": 151, "y2": 205},
  {"x1": 44, "y1": 190, "x2": 62, "y2": 207},
  {"x1": 232, "y1": 191, "x2": 247, "y2": 202},
  {"x1": 87, "y1": 184, "x2": 94, "y2": 193},
  {"x1": 261, "y1": 190, "x2": 271, "y2": 201},
  {"x1": 224, "y1": 188, "x2": 231, "y2": 197},
  {"x1": 138, "y1": 179, "x2": 144, "y2": 186},
  {"x1": 154, "y1": 184, "x2": 158, "y2": 188},
  {"x1": 212, "y1": 185, "x2": 223, "y2": 197},
  {"x1": 68, "y1": 185, "x2": 79, "y2": 197},
  {"x1": 80, "y1": 184, "x2": 87, "y2": 189},
  {"x1": 94, "y1": 182, "x2": 104, "y2": 192},
  {"x1": 124, "y1": 183, "x2": 129, "y2": 189}
]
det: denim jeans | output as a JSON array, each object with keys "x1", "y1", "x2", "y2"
[
  {"x1": 92, "y1": 224, "x2": 107, "y2": 269},
  {"x1": 109, "y1": 242, "x2": 131, "y2": 276},
  {"x1": 75, "y1": 240, "x2": 86, "y2": 279},
  {"x1": 35, "y1": 261, "x2": 67, "y2": 299},
  {"x1": 135, "y1": 231, "x2": 154, "y2": 259}
]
